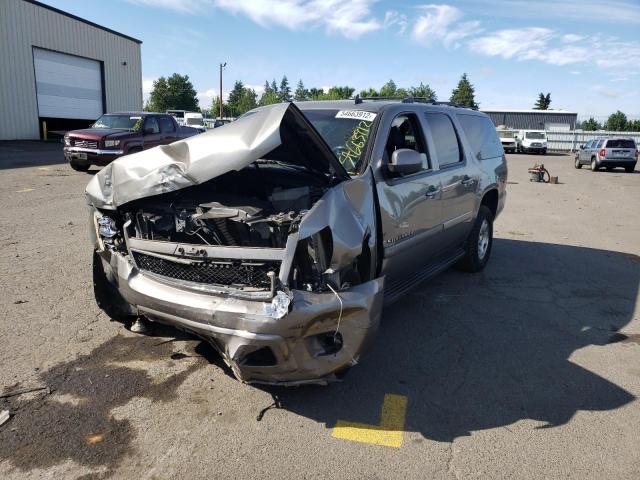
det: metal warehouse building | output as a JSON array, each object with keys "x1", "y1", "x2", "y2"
[
  {"x1": 482, "y1": 109, "x2": 578, "y2": 131},
  {"x1": 0, "y1": 0, "x2": 142, "y2": 140}
]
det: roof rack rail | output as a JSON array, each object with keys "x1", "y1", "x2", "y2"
[{"x1": 349, "y1": 96, "x2": 477, "y2": 110}]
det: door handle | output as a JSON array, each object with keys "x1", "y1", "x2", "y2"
[
  {"x1": 425, "y1": 186, "x2": 441, "y2": 199},
  {"x1": 461, "y1": 175, "x2": 475, "y2": 187}
]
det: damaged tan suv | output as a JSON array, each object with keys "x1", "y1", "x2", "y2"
[{"x1": 86, "y1": 99, "x2": 507, "y2": 385}]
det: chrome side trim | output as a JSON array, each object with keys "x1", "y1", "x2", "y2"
[
  {"x1": 443, "y1": 211, "x2": 473, "y2": 230},
  {"x1": 384, "y1": 224, "x2": 443, "y2": 258}
]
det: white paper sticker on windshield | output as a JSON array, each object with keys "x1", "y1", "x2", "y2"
[
  {"x1": 129, "y1": 116, "x2": 141, "y2": 120},
  {"x1": 335, "y1": 110, "x2": 377, "y2": 122}
]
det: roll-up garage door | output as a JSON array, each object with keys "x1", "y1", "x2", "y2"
[{"x1": 33, "y1": 48, "x2": 103, "y2": 120}]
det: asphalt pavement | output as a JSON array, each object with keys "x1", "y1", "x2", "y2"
[{"x1": 0, "y1": 143, "x2": 639, "y2": 479}]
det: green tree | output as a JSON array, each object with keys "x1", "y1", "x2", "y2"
[
  {"x1": 279, "y1": 76, "x2": 292, "y2": 102},
  {"x1": 294, "y1": 79, "x2": 308, "y2": 101},
  {"x1": 450, "y1": 73, "x2": 478, "y2": 109},
  {"x1": 409, "y1": 82, "x2": 437, "y2": 101},
  {"x1": 270, "y1": 79, "x2": 279, "y2": 96},
  {"x1": 145, "y1": 77, "x2": 170, "y2": 112},
  {"x1": 237, "y1": 88, "x2": 258, "y2": 115},
  {"x1": 379, "y1": 79, "x2": 397, "y2": 97},
  {"x1": 325, "y1": 86, "x2": 355, "y2": 99},
  {"x1": 534, "y1": 92, "x2": 551, "y2": 110},
  {"x1": 259, "y1": 90, "x2": 280, "y2": 106},
  {"x1": 227, "y1": 81, "x2": 245, "y2": 110},
  {"x1": 209, "y1": 96, "x2": 222, "y2": 118},
  {"x1": 146, "y1": 74, "x2": 199, "y2": 112},
  {"x1": 604, "y1": 110, "x2": 628, "y2": 131},
  {"x1": 580, "y1": 117, "x2": 601, "y2": 131},
  {"x1": 308, "y1": 88, "x2": 325, "y2": 100},
  {"x1": 359, "y1": 87, "x2": 379, "y2": 98},
  {"x1": 627, "y1": 119, "x2": 640, "y2": 132}
]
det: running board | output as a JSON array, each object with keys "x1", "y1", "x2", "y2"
[{"x1": 383, "y1": 247, "x2": 465, "y2": 305}]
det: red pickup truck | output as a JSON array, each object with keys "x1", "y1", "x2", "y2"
[{"x1": 63, "y1": 112, "x2": 200, "y2": 171}]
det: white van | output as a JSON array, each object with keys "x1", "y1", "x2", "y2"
[
  {"x1": 183, "y1": 112, "x2": 206, "y2": 133},
  {"x1": 517, "y1": 130, "x2": 547, "y2": 154}
]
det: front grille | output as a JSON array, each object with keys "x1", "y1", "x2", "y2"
[
  {"x1": 531, "y1": 142, "x2": 542, "y2": 147},
  {"x1": 132, "y1": 252, "x2": 278, "y2": 290},
  {"x1": 73, "y1": 139, "x2": 98, "y2": 148}
]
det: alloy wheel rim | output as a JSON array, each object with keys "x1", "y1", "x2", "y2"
[{"x1": 478, "y1": 219, "x2": 490, "y2": 260}]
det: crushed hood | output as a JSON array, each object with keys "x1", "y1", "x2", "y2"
[{"x1": 86, "y1": 103, "x2": 348, "y2": 209}]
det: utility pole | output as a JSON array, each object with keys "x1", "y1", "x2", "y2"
[{"x1": 219, "y1": 62, "x2": 226, "y2": 119}]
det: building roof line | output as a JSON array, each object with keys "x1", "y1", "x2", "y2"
[
  {"x1": 22, "y1": 0, "x2": 142, "y2": 44},
  {"x1": 481, "y1": 109, "x2": 577, "y2": 115}
]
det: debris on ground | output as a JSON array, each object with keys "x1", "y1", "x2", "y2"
[
  {"x1": 256, "y1": 393, "x2": 283, "y2": 421},
  {"x1": 0, "y1": 385, "x2": 50, "y2": 399},
  {"x1": 0, "y1": 410, "x2": 10, "y2": 426}
]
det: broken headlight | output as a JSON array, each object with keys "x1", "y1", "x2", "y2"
[{"x1": 97, "y1": 215, "x2": 121, "y2": 250}]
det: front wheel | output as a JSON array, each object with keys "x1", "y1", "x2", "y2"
[
  {"x1": 456, "y1": 206, "x2": 493, "y2": 273},
  {"x1": 574, "y1": 157, "x2": 582, "y2": 169},
  {"x1": 70, "y1": 159, "x2": 90, "y2": 172}
]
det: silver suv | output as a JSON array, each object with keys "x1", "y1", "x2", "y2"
[
  {"x1": 86, "y1": 99, "x2": 507, "y2": 385},
  {"x1": 575, "y1": 137, "x2": 637, "y2": 172}
]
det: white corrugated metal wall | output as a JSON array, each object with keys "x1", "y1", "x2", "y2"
[{"x1": 0, "y1": 0, "x2": 142, "y2": 140}]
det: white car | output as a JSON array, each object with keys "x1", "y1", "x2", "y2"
[{"x1": 184, "y1": 112, "x2": 207, "y2": 133}]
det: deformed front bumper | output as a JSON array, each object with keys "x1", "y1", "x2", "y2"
[
  {"x1": 64, "y1": 146, "x2": 124, "y2": 165},
  {"x1": 97, "y1": 250, "x2": 384, "y2": 385}
]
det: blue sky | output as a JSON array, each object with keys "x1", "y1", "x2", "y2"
[{"x1": 47, "y1": 0, "x2": 640, "y2": 120}]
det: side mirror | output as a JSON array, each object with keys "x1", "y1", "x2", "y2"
[{"x1": 388, "y1": 148, "x2": 422, "y2": 176}]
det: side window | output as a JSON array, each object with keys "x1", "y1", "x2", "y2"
[
  {"x1": 457, "y1": 114, "x2": 503, "y2": 160},
  {"x1": 144, "y1": 117, "x2": 160, "y2": 134},
  {"x1": 424, "y1": 112, "x2": 462, "y2": 167},
  {"x1": 584, "y1": 140, "x2": 593, "y2": 149},
  {"x1": 595, "y1": 140, "x2": 604, "y2": 148},
  {"x1": 386, "y1": 114, "x2": 430, "y2": 171},
  {"x1": 159, "y1": 116, "x2": 175, "y2": 133}
]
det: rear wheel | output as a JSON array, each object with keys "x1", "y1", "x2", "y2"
[
  {"x1": 574, "y1": 157, "x2": 582, "y2": 169},
  {"x1": 456, "y1": 206, "x2": 493, "y2": 273},
  {"x1": 69, "y1": 159, "x2": 90, "y2": 172},
  {"x1": 591, "y1": 158, "x2": 599, "y2": 172}
]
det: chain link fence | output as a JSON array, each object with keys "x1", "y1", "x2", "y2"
[{"x1": 547, "y1": 130, "x2": 640, "y2": 152}]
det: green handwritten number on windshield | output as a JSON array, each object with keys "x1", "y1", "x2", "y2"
[{"x1": 338, "y1": 120, "x2": 372, "y2": 173}]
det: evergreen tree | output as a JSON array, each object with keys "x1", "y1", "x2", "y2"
[
  {"x1": 580, "y1": 117, "x2": 601, "y2": 131},
  {"x1": 270, "y1": 79, "x2": 279, "y2": 95},
  {"x1": 534, "y1": 92, "x2": 551, "y2": 110},
  {"x1": 359, "y1": 87, "x2": 379, "y2": 98},
  {"x1": 409, "y1": 82, "x2": 437, "y2": 101},
  {"x1": 450, "y1": 73, "x2": 478, "y2": 109},
  {"x1": 145, "y1": 77, "x2": 169, "y2": 112},
  {"x1": 294, "y1": 79, "x2": 308, "y2": 101},
  {"x1": 627, "y1": 119, "x2": 640, "y2": 132},
  {"x1": 279, "y1": 76, "x2": 292, "y2": 102},
  {"x1": 227, "y1": 80, "x2": 245, "y2": 114},
  {"x1": 325, "y1": 86, "x2": 355, "y2": 99},
  {"x1": 604, "y1": 111, "x2": 628, "y2": 131}
]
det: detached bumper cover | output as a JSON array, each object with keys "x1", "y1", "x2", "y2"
[{"x1": 98, "y1": 251, "x2": 384, "y2": 385}]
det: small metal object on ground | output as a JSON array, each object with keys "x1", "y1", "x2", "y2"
[
  {"x1": 130, "y1": 317, "x2": 152, "y2": 334},
  {"x1": 0, "y1": 410, "x2": 11, "y2": 426}
]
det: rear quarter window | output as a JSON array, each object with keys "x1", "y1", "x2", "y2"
[
  {"x1": 606, "y1": 139, "x2": 636, "y2": 148},
  {"x1": 457, "y1": 114, "x2": 504, "y2": 160}
]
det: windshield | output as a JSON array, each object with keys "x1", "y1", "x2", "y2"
[
  {"x1": 186, "y1": 117, "x2": 203, "y2": 126},
  {"x1": 93, "y1": 114, "x2": 143, "y2": 130},
  {"x1": 526, "y1": 132, "x2": 546, "y2": 139},
  {"x1": 302, "y1": 109, "x2": 376, "y2": 175},
  {"x1": 498, "y1": 131, "x2": 516, "y2": 138}
]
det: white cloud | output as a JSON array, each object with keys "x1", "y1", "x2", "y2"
[
  {"x1": 142, "y1": 78, "x2": 155, "y2": 94},
  {"x1": 468, "y1": 28, "x2": 640, "y2": 68},
  {"x1": 212, "y1": 0, "x2": 381, "y2": 39},
  {"x1": 383, "y1": 10, "x2": 408, "y2": 35},
  {"x1": 411, "y1": 5, "x2": 481, "y2": 48},
  {"x1": 570, "y1": 71, "x2": 581, "y2": 75}
]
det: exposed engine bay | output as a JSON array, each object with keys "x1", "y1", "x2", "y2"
[{"x1": 126, "y1": 165, "x2": 326, "y2": 249}]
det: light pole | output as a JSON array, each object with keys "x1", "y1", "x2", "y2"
[{"x1": 219, "y1": 62, "x2": 226, "y2": 119}]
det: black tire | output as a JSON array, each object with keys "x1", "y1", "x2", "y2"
[
  {"x1": 590, "y1": 158, "x2": 599, "y2": 172},
  {"x1": 70, "y1": 159, "x2": 90, "y2": 172},
  {"x1": 574, "y1": 157, "x2": 582, "y2": 169},
  {"x1": 93, "y1": 251, "x2": 135, "y2": 323},
  {"x1": 626, "y1": 166, "x2": 635, "y2": 173},
  {"x1": 456, "y1": 206, "x2": 493, "y2": 273}
]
